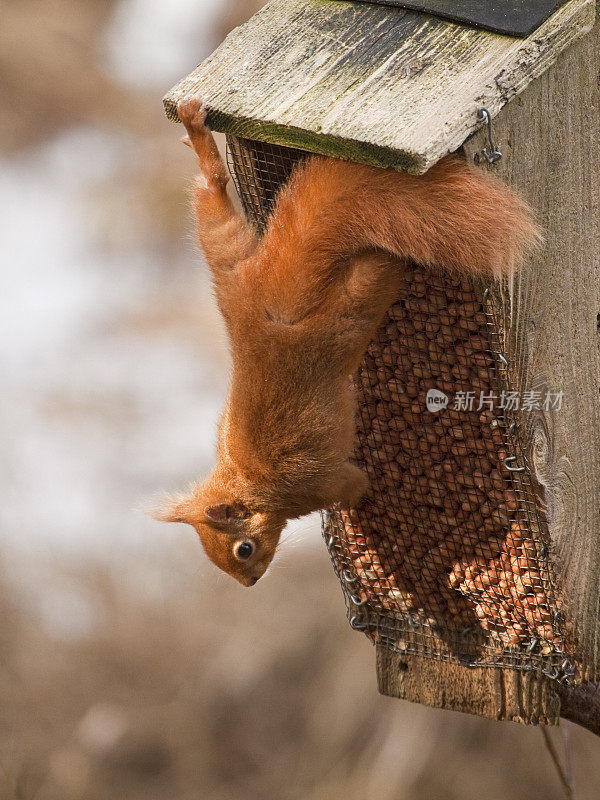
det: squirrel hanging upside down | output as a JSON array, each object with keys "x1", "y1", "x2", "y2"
[{"x1": 152, "y1": 94, "x2": 539, "y2": 586}]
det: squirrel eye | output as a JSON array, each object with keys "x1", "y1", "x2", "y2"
[{"x1": 234, "y1": 540, "x2": 254, "y2": 561}]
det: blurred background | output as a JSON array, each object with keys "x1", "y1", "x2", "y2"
[{"x1": 1, "y1": 0, "x2": 599, "y2": 798}]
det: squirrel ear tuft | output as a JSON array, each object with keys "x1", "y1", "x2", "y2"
[{"x1": 147, "y1": 494, "x2": 195, "y2": 525}]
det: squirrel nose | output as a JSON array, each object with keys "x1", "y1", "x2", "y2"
[{"x1": 248, "y1": 576, "x2": 259, "y2": 586}]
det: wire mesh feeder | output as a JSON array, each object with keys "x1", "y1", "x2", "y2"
[{"x1": 225, "y1": 135, "x2": 577, "y2": 685}]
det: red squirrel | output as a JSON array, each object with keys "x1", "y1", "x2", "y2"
[{"x1": 152, "y1": 94, "x2": 539, "y2": 586}]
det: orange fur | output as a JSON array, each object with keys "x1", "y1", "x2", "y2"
[{"x1": 152, "y1": 94, "x2": 539, "y2": 586}]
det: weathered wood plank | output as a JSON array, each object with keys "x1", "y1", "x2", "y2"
[
  {"x1": 376, "y1": 648, "x2": 560, "y2": 724},
  {"x1": 463, "y1": 13, "x2": 600, "y2": 682},
  {"x1": 378, "y1": 654, "x2": 600, "y2": 736},
  {"x1": 164, "y1": 0, "x2": 594, "y2": 173}
]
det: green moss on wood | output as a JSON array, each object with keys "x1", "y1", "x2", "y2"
[{"x1": 163, "y1": 99, "x2": 423, "y2": 172}]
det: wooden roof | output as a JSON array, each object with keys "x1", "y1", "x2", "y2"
[{"x1": 164, "y1": 0, "x2": 595, "y2": 173}]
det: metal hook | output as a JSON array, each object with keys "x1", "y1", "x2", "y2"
[
  {"x1": 476, "y1": 108, "x2": 502, "y2": 164},
  {"x1": 349, "y1": 591, "x2": 368, "y2": 607},
  {"x1": 342, "y1": 569, "x2": 359, "y2": 583},
  {"x1": 504, "y1": 456, "x2": 526, "y2": 472}
]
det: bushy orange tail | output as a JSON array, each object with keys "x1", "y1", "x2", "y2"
[{"x1": 259, "y1": 154, "x2": 540, "y2": 290}]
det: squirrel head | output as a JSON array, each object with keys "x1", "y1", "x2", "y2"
[{"x1": 150, "y1": 478, "x2": 286, "y2": 586}]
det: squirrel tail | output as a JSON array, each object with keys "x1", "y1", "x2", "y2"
[{"x1": 259, "y1": 153, "x2": 541, "y2": 284}]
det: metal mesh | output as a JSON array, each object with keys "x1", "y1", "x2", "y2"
[
  {"x1": 226, "y1": 135, "x2": 576, "y2": 684},
  {"x1": 227, "y1": 137, "x2": 308, "y2": 233}
]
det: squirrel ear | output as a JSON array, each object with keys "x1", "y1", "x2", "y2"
[
  {"x1": 205, "y1": 504, "x2": 233, "y2": 523},
  {"x1": 148, "y1": 494, "x2": 195, "y2": 525},
  {"x1": 205, "y1": 503, "x2": 250, "y2": 523}
]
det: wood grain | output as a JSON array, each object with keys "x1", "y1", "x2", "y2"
[
  {"x1": 377, "y1": 648, "x2": 560, "y2": 724},
  {"x1": 163, "y1": 0, "x2": 594, "y2": 173}
]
